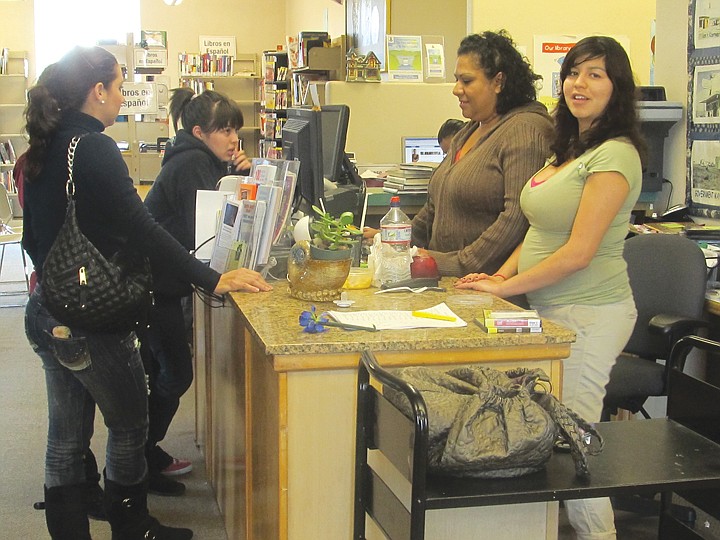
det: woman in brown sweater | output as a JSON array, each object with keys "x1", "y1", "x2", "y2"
[{"x1": 413, "y1": 31, "x2": 553, "y2": 277}]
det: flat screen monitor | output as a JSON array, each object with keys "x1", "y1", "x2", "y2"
[
  {"x1": 320, "y1": 105, "x2": 351, "y2": 183},
  {"x1": 401, "y1": 136, "x2": 445, "y2": 164},
  {"x1": 282, "y1": 107, "x2": 324, "y2": 211},
  {"x1": 283, "y1": 105, "x2": 363, "y2": 218}
]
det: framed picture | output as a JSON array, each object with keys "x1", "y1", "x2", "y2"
[
  {"x1": 141, "y1": 30, "x2": 167, "y2": 49},
  {"x1": 346, "y1": 0, "x2": 390, "y2": 69}
]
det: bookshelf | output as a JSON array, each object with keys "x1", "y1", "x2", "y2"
[
  {"x1": 290, "y1": 46, "x2": 344, "y2": 106},
  {"x1": 101, "y1": 36, "x2": 170, "y2": 185},
  {"x1": 0, "y1": 50, "x2": 29, "y2": 191},
  {"x1": 260, "y1": 50, "x2": 289, "y2": 159},
  {"x1": 178, "y1": 53, "x2": 261, "y2": 159}
]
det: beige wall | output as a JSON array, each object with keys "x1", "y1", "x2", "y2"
[
  {"x1": 140, "y1": 0, "x2": 286, "y2": 83},
  {"x1": 655, "y1": 0, "x2": 689, "y2": 208},
  {"x1": 471, "y1": 0, "x2": 656, "y2": 86},
  {"x1": 0, "y1": 0, "x2": 36, "y2": 80}
]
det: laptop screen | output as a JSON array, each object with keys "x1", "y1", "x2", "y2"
[{"x1": 401, "y1": 136, "x2": 444, "y2": 164}]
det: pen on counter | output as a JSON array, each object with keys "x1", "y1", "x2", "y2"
[{"x1": 411, "y1": 311, "x2": 457, "y2": 322}]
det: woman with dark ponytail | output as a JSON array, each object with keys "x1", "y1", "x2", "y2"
[
  {"x1": 22, "y1": 46, "x2": 270, "y2": 540},
  {"x1": 141, "y1": 87, "x2": 250, "y2": 495}
]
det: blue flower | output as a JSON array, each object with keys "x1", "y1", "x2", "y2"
[{"x1": 299, "y1": 305, "x2": 329, "y2": 333}]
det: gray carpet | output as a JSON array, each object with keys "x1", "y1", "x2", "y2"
[{"x1": 0, "y1": 242, "x2": 227, "y2": 539}]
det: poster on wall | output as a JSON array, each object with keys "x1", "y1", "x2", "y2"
[
  {"x1": 386, "y1": 35, "x2": 423, "y2": 82},
  {"x1": 687, "y1": 0, "x2": 720, "y2": 217},
  {"x1": 692, "y1": 64, "x2": 720, "y2": 125},
  {"x1": 690, "y1": 140, "x2": 720, "y2": 209},
  {"x1": 693, "y1": 0, "x2": 720, "y2": 50},
  {"x1": 532, "y1": 35, "x2": 631, "y2": 111}
]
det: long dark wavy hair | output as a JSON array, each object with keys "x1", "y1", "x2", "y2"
[
  {"x1": 169, "y1": 87, "x2": 243, "y2": 134},
  {"x1": 24, "y1": 46, "x2": 119, "y2": 181},
  {"x1": 457, "y1": 30, "x2": 541, "y2": 115},
  {"x1": 551, "y1": 36, "x2": 645, "y2": 164}
]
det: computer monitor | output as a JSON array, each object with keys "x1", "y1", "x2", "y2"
[
  {"x1": 401, "y1": 136, "x2": 445, "y2": 164},
  {"x1": 283, "y1": 105, "x2": 364, "y2": 219},
  {"x1": 282, "y1": 107, "x2": 323, "y2": 211},
  {"x1": 320, "y1": 104, "x2": 350, "y2": 183}
]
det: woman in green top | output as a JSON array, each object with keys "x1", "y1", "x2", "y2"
[{"x1": 456, "y1": 36, "x2": 645, "y2": 540}]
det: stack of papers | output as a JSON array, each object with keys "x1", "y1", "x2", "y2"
[{"x1": 327, "y1": 302, "x2": 466, "y2": 330}]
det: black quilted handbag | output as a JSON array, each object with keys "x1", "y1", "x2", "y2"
[
  {"x1": 41, "y1": 135, "x2": 153, "y2": 333},
  {"x1": 384, "y1": 365, "x2": 604, "y2": 479}
]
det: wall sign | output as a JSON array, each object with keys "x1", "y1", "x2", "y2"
[
  {"x1": 199, "y1": 36, "x2": 237, "y2": 58},
  {"x1": 134, "y1": 48, "x2": 168, "y2": 69},
  {"x1": 120, "y1": 83, "x2": 158, "y2": 115}
]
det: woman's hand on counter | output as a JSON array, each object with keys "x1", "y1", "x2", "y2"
[
  {"x1": 454, "y1": 272, "x2": 504, "y2": 294},
  {"x1": 215, "y1": 268, "x2": 273, "y2": 294}
]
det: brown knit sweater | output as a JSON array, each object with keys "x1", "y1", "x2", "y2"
[{"x1": 411, "y1": 101, "x2": 553, "y2": 277}]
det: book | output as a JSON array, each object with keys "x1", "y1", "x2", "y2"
[
  {"x1": 238, "y1": 182, "x2": 258, "y2": 200},
  {"x1": 475, "y1": 319, "x2": 543, "y2": 333},
  {"x1": 482, "y1": 309, "x2": 540, "y2": 319},
  {"x1": 484, "y1": 318, "x2": 542, "y2": 328}
]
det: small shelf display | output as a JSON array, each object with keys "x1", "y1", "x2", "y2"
[
  {"x1": 260, "y1": 51, "x2": 289, "y2": 159},
  {"x1": 0, "y1": 50, "x2": 29, "y2": 192}
]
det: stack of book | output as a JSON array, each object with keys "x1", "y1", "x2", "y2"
[
  {"x1": 382, "y1": 163, "x2": 438, "y2": 194},
  {"x1": 475, "y1": 309, "x2": 543, "y2": 333}
]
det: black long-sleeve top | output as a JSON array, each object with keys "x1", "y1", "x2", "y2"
[
  {"x1": 22, "y1": 110, "x2": 220, "y2": 292},
  {"x1": 144, "y1": 128, "x2": 225, "y2": 252}
]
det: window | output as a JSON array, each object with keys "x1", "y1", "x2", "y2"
[{"x1": 34, "y1": 0, "x2": 140, "y2": 76}]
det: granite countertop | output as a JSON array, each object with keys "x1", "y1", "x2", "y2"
[{"x1": 228, "y1": 278, "x2": 576, "y2": 360}]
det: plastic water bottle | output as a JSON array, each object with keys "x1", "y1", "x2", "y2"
[
  {"x1": 379, "y1": 196, "x2": 412, "y2": 284},
  {"x1": 380, "y1": 196, "x2": 412, "y2": 252}
]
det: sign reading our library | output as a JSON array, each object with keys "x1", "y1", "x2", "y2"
[
  {"x1": 134, "y1": 48, "x2": 168, "y2": 69},
  {"x1": 120, "y1": 83, "x2": 158, "y2": 115},
  {"x1": 199, "y1": 36, "x2": 237, "y2": 58}
]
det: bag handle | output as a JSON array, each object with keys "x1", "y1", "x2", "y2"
[{"x1": 65, "y1": 135, "x2": 86, "y2": 201}]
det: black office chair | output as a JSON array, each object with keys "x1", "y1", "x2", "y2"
[
  {"x1": 603, "y1": 233, "x2": 710, "y2": 421},
  {"x1": 602, "y1": 233, "x2": 710, "y2": 523}
]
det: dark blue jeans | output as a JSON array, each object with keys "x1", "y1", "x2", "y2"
[
  {"x1": 139, "y1": 294, "x2": 193, "y2": 460},
  {"x1": 25, "y1": 287, "x2": 148, "y2": 488}
]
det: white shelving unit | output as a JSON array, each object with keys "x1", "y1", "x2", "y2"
[
  {"x1": 0, "y1": 51, "x2": 29, "y2": 186},
  {"x1": 101, "y1": 36, "x2": 170, "y2": 185}
]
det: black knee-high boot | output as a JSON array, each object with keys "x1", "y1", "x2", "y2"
[
  {"x1": 44, "y1": 484, "x2": 92, "y2": 540},
  {"x1": 103, "y1": 476, "x2": 193, "y2": 540},
  {"x1": 83, "y1": 450, "x2": 106, "y2": 521}
]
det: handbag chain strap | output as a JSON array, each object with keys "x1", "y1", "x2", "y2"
[{"x1": 65, "y1": 135, "x2": 84, "y2": 201}]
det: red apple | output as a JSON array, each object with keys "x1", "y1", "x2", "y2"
[{"x1": 411, "y1": 255, "x2": 439, "y2": 278}]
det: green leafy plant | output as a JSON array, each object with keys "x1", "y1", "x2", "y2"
[{"x1": 309, "y1": 205, "x2": 361, "y2": 250}]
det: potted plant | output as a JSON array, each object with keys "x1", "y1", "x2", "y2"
[
  {"x1": 287, "y1": 207, "x2": 361, "y2": 301},
  {"x1": 309, "y1": 205, "x2": 362, "y2": 260}
]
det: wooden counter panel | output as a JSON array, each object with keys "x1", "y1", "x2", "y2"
[{"x1": 271, "y1": 344, "x2": 571, "y2": 372}]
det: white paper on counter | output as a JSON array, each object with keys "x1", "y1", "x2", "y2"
[{"x1": 327, "y1": 302, "x2": 466, "y2": 330}]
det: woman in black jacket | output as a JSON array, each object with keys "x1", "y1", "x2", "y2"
[
  {"x1": 22, "y1": 45, "x2": 271, "y2": 540},
  {"x1": 141, "y1": 88, "x2": 250, "y2": 495}
]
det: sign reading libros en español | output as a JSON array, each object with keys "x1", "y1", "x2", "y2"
[{"x1": 199, "y1": 36, "x2": 237, "y2": 58}]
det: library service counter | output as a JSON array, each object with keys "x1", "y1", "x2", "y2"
[{"x1": 193, "y1": 279, "x2": 576, "y2": 539}]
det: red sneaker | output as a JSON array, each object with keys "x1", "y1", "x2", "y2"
[{"x1": 161, "y1": 457, "x2": 193, "y2": 477}]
